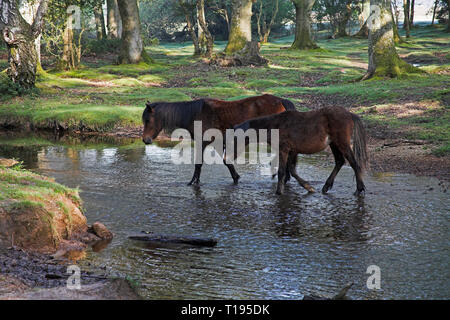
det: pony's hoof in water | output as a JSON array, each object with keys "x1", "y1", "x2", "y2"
[
  {"x1": 322, "y1": 184, "x2": 332, "y2": 194},
  {"x1": 233, "y1": 175, "x2": 240, "y2": 184},
  {"x1": 354, "y1": 189, "x2": 365, "y2": 197},
  {"x1": 187, "y1": 180, "x2": 200, "y2": 186},
  {"x1": 275, "y1": 189, "x2": 283, "y2": 195}
]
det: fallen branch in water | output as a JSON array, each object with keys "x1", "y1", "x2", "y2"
[
  {"x1": 303, "y1": 283, "x2": 353, "y2": 300},
  {"x1": 128, "y1": 232, "x2": 218, "y2": 247}
]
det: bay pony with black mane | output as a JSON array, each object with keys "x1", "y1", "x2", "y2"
[
  {"x1": 233, "y1": 107, "x2": 369, "y2": 196},
  {"x1": 142, "y1": 94, "x2": 296, "y2": 185}
]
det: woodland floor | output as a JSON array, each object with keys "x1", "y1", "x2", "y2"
[{"x1": 0, "y1": 25, "x2": 449, "y2": 180}]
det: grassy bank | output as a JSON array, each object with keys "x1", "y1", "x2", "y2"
[
  {"x1": 0, "y1": 26, "x2": 449, "y2": 156},
  {"x1": 0, "y1": 163, "x2": 80, "y2": 208}
]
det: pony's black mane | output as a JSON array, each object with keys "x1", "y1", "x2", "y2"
[{"x1": 143, "y1": 99, "x2": 205, "y2": 131}]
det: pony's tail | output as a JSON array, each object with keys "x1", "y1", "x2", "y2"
[
  {"x1": 281, "y1": 99, "x2": 296, "y2": 111},
  {"x1": 351, "y1": 113, "x2": 369, "y2": 172}
]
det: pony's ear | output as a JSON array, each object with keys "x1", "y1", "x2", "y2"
[{"x1": 146, "y1": 101, "x2": 153, "y2": 112}]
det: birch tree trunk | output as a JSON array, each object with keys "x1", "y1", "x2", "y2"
[
  {"x1": 19, "y1": 0, "x2": 42, "y2": 70},
  {"x1": 364, "y1": 0, "x2": 417, "y2": 79},
  {"x1": 224, "y1": 0, "x2": 255, "y2": 55},
  {"x1": 290, "y1": 0, "x2": 318, "y2": 49},
  {"x1": 0, "y1": 0, "x2": 48, "y2": 88}
]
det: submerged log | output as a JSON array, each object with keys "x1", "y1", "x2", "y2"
[
  {"x1": 303, "y1": 283, "x2": 353, "y2": 300},
  {"x1": 128, "y1": 233, "x2": 218, "y2": 247}
]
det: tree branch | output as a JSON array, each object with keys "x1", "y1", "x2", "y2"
[{"x1": 31, "y1": 0, "x2": 49, "y2": 38}]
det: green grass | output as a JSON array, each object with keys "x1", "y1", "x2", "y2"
[
  {"x1": 0, "y1": 25, "x2": 448, "y2": 155},
  {"x1": 0, "y1": 166, "x2": 81, "y2": 213}
]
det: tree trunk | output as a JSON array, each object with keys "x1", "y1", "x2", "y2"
[
  {"x1": 409, "y1": 0, "x2": 414, "y2": 28},
  {"x1": 19, "y1": 0, "x2": 43, "y2": 71},
  {"x1": 256, "y1": 0, "x2": 263, "y2": 42},
  {"x1": 197, "y1": 2, "x2": 206, "y2": 54},
  {"x1": 61, "y1": 23, "x2": 75, "y2": 69},
  {"x1": 431, "y1": 0, "x2": 438, "y2": 25},
  {"x1": 403, "y1": 0, "x2": 410, "y2": 37},
  {"x1": 117, "y1": 0, "x2": 146, "y2": 64},
  {"x1": 107, "y1": 0, "x2": 122, "y2": 38},
  {"x1": 0, "y1": 0, "x2": 48, "y2": 88},
  {"x1": 447, "y1": 0, "x2": 450, "y2": 32},
  {"x1": 224, "y1": 0, "x2": 255, "y2": 55},
  {"x1": 354, "y1": 20, "x2": 368, "y2": 37},
  {"x1": 261, "y1": 0, "x2": 279, "y2": 43},
  {"x1": 364, "y1": 0, "x2": 417, "y2": 79},
  {"x1": 290, "y1": 0, "x2": 318, "y2": 49},
  {"x1": 178, "y1": 0, "x2": 201, "y2": 56},
  {"x1": 354, "y1": 0, "x2": 370, "y2": 37},
  {"x1": 94, "y1": 2, "x2": 106, "y2": 40},
  {"x1": 336, "y1": 1, "x2": 352, "y2": 37},
  {"x1": 391, "y1": 3, "x2": 403, "y2": 44},
  {"x1": 197, "y1": 0, "x2": 214, "y2": 57}
]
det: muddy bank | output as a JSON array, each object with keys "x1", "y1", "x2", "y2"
[
  {"x1": 0, "y1": 248, "x2": 140, "y2": 299},
  {"x1": 0, "y1": 163, "x2": 140, "y2": 299}
]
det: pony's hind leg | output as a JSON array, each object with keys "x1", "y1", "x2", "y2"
[
  {"x1": 284, "y1": 155, "x2": 292, "y2": 184},
  {"x1": 287, "y1": 153, "x2": 316, "y2": 193},
  {"x1": 275, "y1": 151, "x2": 288, "y2": 195},
  {"x1": 322, "y1": 143, "x2": 345, "y2": 194},
  {"x1": 340, "y1": 145, "x2": 366, "y2": 196}
]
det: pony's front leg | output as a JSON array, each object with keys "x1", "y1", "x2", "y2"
[
  {"x1": 276, "y1": 152, "x2": 288, "y2": 195},
  {"x1": 188, "y1": 164, "x2": 203, "y2": 185},
  {"x1": 188, "y1": 141, "x2": 209, "y2": 185},
  {"x1": 223, "y1": 161, "x2": 240, "y2": 184}
]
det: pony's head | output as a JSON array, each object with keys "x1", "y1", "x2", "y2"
[{"x1": 142, "y1": 101, "x2": 162, "y2": 145}]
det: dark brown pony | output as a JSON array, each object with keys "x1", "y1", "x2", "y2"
[
  {"x1": 233, "y1": 107, "x2": 369, "y2": 196},
  {"x1": 142, "y1": 94, "x2": 296, "y2": 185}
]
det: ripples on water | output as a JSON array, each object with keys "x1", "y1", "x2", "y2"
[{"x1": 1, "y1": 138, "x2": 449, "y2": 299}]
